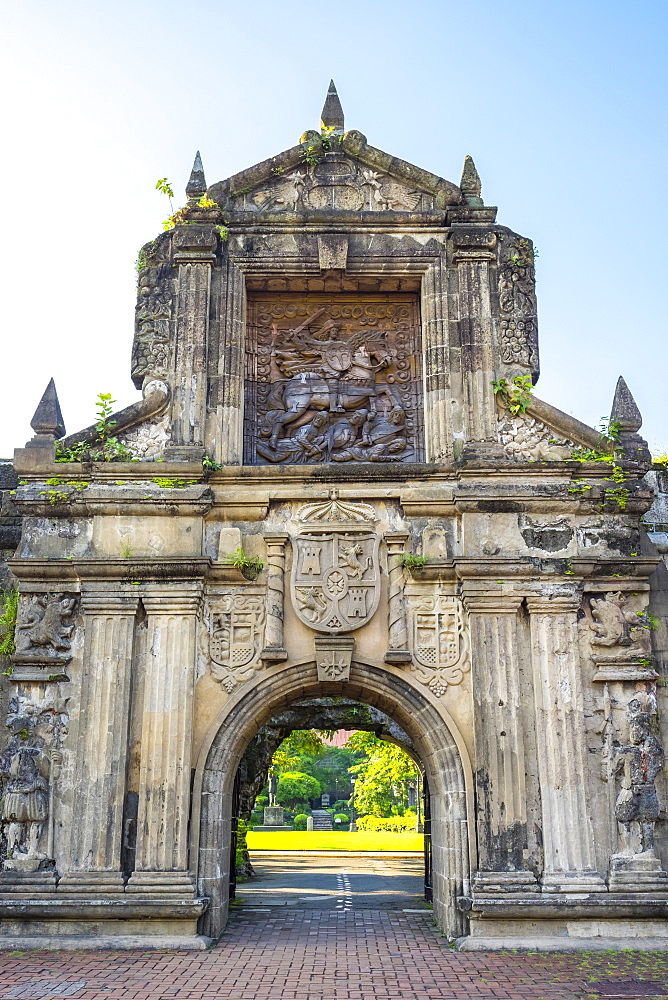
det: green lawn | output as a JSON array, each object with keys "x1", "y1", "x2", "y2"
[{"x1": 247, "y1": 831, "x2": 424, "y2": 852}]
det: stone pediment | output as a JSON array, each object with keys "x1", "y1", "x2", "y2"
[{"x1": 207, "y1": 131, "x2": 463, "y2": 217}]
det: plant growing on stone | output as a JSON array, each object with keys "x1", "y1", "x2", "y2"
[
  {"x1": 492, "y1": 375, "x2": 534, "y2": 415},
  {"x1": 398, "y1": 553, "x2": 430, "y2": 573},
  {"x1": 156, "y1": 177, "x2": 174, "y2": 211},
  {"x1": 0, "y1": 589, "x2": 19, "y2": 660},
  {"x1": 55, "y1": 393, "x2": 133, "y2": 463},
  {"x1": 223, "y1": 547, "x2": 264, "y2": 580},
  {"x1": 197, "y1": 195, "x2": 217, "y2": 209}
]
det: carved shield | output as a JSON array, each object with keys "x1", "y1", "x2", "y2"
[
  {"x1": 291, "y1": 532, "x2": 380, "y2": 633},
  {"x1": 323, "y1": 344, "x2": 353, "y2": 373},
  {"x1": 412, "y1": 597, "x2": 463, "y2": 669},
  {"x1": 210, "y1": 596, "x2": 264, "y2": 669}
]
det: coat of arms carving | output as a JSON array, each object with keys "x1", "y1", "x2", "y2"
[
  {"x1": 408, "y1": 596, "x2": 470, "y2": 696},
  {"x1": 209, "y1": 595, "x2": 265, "y2": 687},
  {"x1": 291, "y1": 497, "x2": 380, "y2": 634}
]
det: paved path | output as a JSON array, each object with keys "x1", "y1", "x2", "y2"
[
  {"x1": 238, "y1": 852, "x2": 425, "y2": 910},
  {"x1": 1, "y1": 856, "x2": 668, "y2": 998}
]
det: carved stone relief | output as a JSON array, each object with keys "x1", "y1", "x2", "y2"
[
  {"x1": 497, "y1": 413, "x2": 574, "y2": 461},
  {"x1": 206, "y1": 593, "x2": 265, "y2": 692},
  {"x1": 498, "y1": 241, "x2": 538, "y2": 373},
  {"x1": 0, "y1": 693, "x2": 68, "y2": 872},
  {"x1": 580, "y1": 592, "x2": 654, "y2": 681},
  {"x1": 290, "y1": 498, "x2": 380, "y2": 634},
  {"x1": 245, "y1": 294, "x2": 423, "y2": 465},
  {"x1": 607, "y1": 692, "x2": 667, "y2": 887},
  {"x1": 407, "y1": 595, "x2": 471, "y2": 697},
  {"x1": 131, "y1": 265, "x2": 174, "y2": 388},
  {"x1": 121, "y1": 412, "x2": 172, "y2": 461},
  {"x1": 13, "y1": 594, "x2": 77, "y2": 665},
  {"x1": 230, "y1": 155, "x2": 434, "y2": 214}
]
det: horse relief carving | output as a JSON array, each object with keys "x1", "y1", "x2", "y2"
[{"x1": 245, "y1": 295, "x2": 422, "y2": 464}]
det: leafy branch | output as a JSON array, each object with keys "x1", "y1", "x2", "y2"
[
  {"x1": 223, "y1": 547, "x2": 264, "y2": 580},
  {"x1": 492, "y1": 375, "x2": 534, "y2": 415},
  {"x1": 55, "y1": 393, "x2": 134, "y2": 463},
  {"x1": 0, "y1": 589, "x2": 19, "y2": 660}
]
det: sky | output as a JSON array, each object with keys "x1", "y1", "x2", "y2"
[{"x1": 0, "y1": 0, "x2": 666, "y2": 457}]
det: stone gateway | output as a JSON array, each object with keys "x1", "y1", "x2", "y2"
[{"x1": 1, "y1": 82, "x2": 667, "y2": 950}]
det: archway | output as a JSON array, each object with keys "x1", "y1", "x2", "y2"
[{"x1": 192, "y1": 659, "x2": 473, "y2": 941}]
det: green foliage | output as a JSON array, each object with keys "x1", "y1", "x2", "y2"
[
  {"x1": 151, "y1": 477, "x2": 198, "y2": 488},
  {"x1": 346, "y1": 732, "x2": 418, "y2": 817},
  {"x1": 0, "y1": 589, "x2": 19, "y2": 660},
  {"x1": 293, "y1": 813, "x2": 309, "y2": 831},
  {"x1": 276, "y1": 772, "x2": 321, "y2": 809},
  {"x1": 163, "y1": 207, "x2": 191, "y2": 231},
  {"x1": 198, "y1": 195, "x2": 217, "y2": 208},
  {"x1": 202, "y1": 455, "x2": 223, "y2": 471},
  {"x1": 300, "y1": 127, "x2": 343, "y2": 166},
  {"x1": 603, "y1": 465, "x2": 630, "y2": 510},
  {"x1": 135, "y1": 240, "x2": 157, "y2": 275},
  {"x1": 223, "y1": 547, "x2": 264, "y2": 580},
  {"x1": 652, "y1": 452, "x2": 668, "y2": 469},
  {"x1": 508, "y1": 238, "x2": 537, "y2": 267},
  {"x1": 333, "y1": 813, "x2": 350, "y2": 826},
  {"x1": 492, "y1": 375, "x2": 534, "y2": 415},
  {"x1": 155, "y1": 177, "x2": 174, "y2": 202},
  {"x1": 271, "y1": 730, "x2": 327, "y2": 773},
  {"x1": 235, "y1": 818, "x2": 249, "y2": 874},
  {"x1": 217, "y1": 225, "x2": 229, "y2": 241},
  {"x1": 398, "y1": 553, "x2": 429, "y2": 572},
  {"x1": 55, "y1": 393, "x2": 133, "y2": 463},
  {"x1": 356, "y1": 815, "x2": 418, "y2": 833}
]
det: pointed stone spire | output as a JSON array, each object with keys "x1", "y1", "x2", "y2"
[
  {"x1": 460, "y1": 155, "x2": 484, "y2": 206},
  {"x1": 610, "y1": 376, "x2": 651, "y2": 464},
  {"x1": 320, "y1": 80, "x2": 344, "y2": 134},
  {"x1": 30, "y1": 378, "x2": 65, "y2": 438},
  {"x1": 186, "y1": 150, "x2": 207, "y2": 199},
  {"x1": 611, "y1": 376, "x2": 642, "y2": 432}
]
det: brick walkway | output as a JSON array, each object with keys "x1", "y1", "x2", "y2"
[{"x1": 1, "y1": 910, "x2": 668, "y2": 999}]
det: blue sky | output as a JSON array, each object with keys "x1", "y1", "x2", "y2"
[{"x1": 1, "y1": 0, "x2": 666, "y2": 455}]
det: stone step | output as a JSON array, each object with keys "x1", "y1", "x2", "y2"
[{"x1": 311, "y1": 810, "x2": 333, "y2": 831}]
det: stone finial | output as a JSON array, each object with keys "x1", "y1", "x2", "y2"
[
  {"x1": 460, "y1": 156, "x2": 483, "y2": 206},
  {"x1": 611, "y1": 376, "x2": 642, "y2": 433},
  {"x1": 30, "y1": 378, "x2": 65, "y2": 439},
  {"x1": 320, "y1": 80, "x2": 344, "y2": 134},
  {"x1": 186, "y1": 150, "x2": 207, "y2": 199},
  {"x1": 610, "y1": 376, "x2": 652, "y2": 464}
]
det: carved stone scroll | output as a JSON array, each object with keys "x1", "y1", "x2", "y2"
[{"x1": 244, "y1": 293, "x2": 423, "y2": 465}]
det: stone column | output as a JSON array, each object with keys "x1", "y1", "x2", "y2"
[
  {"x1": 59, "y1": 590, "x2": 139, "y2": 892},
  {"x1": 384, "y1": 532, "x2": 411, "y2": 665},
  {"x1": 455, "y1": 251, "x2": 504, "y2": 458},
  {"x1": 463, "y1": 592, "x2": 538, "y2": 894},
  {"x1": 421, "y1": 258, "x2": 452, "y2": 463},
  {"x1": 261, "y1": 533, "x2": 288, "y2": 663},
  {"x1": 527, "y1": 593, "x2": 606, "y2": 892},
  {"x1": 216, "y1": 258, "x2": 246, "y2": 465},
  {"x1": 126, "y1": 585, "x2": 202, "y2": 896},
  {"x1": 165, "y1": 228, "x2": 216, "y2": 462}
]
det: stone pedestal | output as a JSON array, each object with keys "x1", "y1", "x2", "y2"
[
  {"x1": 263, "y1": 806, "x2": 285, "y2": 826},
  {"x1": 527, "y1": 594, "x2": 606, "y2": 893}
]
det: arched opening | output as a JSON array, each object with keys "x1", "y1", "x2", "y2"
[{"x1": 192, "y1": 660, "x2": 473, "y2": 942}]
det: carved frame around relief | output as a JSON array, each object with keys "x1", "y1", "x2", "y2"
[{"x1": 244, "y1": 293, "x2": 423, "y2": 465}]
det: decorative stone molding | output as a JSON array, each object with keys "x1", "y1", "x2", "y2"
[
  {"x1": 11, "y1": 593, "x2": 77, "y2": 681},
  {"x1": 383, "y1": 532, "x2": 411, "y2": 665},
  {"x1": 261, "y1": 533, "x2": 289, "y2": 663},
  {"x1": 314, "y1": 635, "x2": 354, "y2": 682}
]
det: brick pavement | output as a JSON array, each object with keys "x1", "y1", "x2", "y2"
[{"x1": 1, "y1": 910, "x2": 668, "y2": 1000}]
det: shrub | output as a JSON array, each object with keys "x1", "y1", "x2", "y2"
[
  {"x1": 293, "y1": 814, "x2": 309, "y2": 831},
  {"x1": 277, "y1": 772, "x2": 321, "y2": 809},
  {"x1": 334, "y1": 813, "x2": 350, "y2": 824},
  {"x1": 356, "y1": 815, "x2": 417, "y2": 833},
  {"x1": 255, "y1": 795, "x2": 269, "y2": 809}
]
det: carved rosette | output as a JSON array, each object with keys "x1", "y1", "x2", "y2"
[
  {"x1": 206, "y1": 593, "x2": 266, "y2": 691},
  {"x1": 406, "y1": 595, "x2": 471, "y2": 697},
  {"x1": 290, "y1": 498, "x2": 380, "y2": 634}
]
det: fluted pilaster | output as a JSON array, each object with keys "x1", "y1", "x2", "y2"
[
  {"x1": 126, "y1": 585, "x2": 203, "y2": 895},
  {"x1": 421, "y1": 258, "x2": 452, "y2": 462},
  {"x1": 262, "y1": 533, "x2": 288, "y2": 663},
  {"x1": 527, "y1": 593, "x2": 605, "y2": 892},
  {"x1": 464, "y1": 592, "x2": 538, "y2": 894},
  {"x1": 59, "y1": 590, "x2": 139, "y2": 893}
]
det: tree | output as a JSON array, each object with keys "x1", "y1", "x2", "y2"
[
  {"x1": 345, "y1": 733, "x2": 418, "y2": 817},
  {"x1": 276, "y1": 772, "x2": 321, "y2": 809},
  {"x1": 271, "y1": 730, "x2": 327, "y2": 773}
]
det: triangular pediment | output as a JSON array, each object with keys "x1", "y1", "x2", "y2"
[{"x1": 207, "y1": 131, "x2": 463, "y2": 216}]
